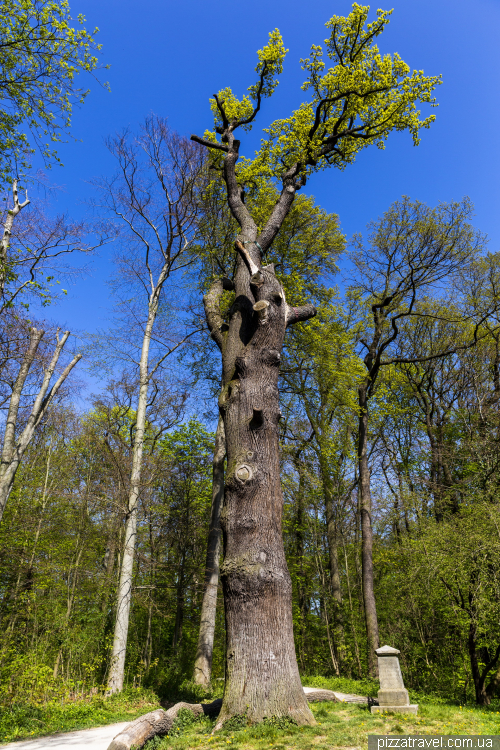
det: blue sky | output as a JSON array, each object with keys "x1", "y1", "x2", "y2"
[{"x1": 38, "y1": 0, "x2": 500, "y2": 346}]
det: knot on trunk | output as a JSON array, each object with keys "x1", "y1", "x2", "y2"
[{"x1": 235, "y1": 463, "x2": 253, "y2": 483}]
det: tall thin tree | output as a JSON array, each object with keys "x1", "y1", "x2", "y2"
[{"x1": 91, "y1": 117, "x2": 206, "y2": 693}]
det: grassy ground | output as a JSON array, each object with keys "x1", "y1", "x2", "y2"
[
  {"x1": 1, "y1": 678, "x2": 499, "y2": 747},
  {"x1": 146, "y1": 699, "x2": 500, "y2": 750},
  {"x1": 0, "y1": 687, "x2": 161, "y2": 744}
]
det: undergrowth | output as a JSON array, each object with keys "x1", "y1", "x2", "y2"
[{"x1": 0, "y1": 686, "x2": 160, "y2": 744}]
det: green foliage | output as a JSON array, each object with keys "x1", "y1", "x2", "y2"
[
  {"x1": 174, "y1": 680, "x2": 218, "y2": 704},
  {"x1": 0, "y1": 0, "x2": 107, "y2": 180},
  {"x1": 261, "y1": 714, "x2": 298, "y2": 730},
  {"x1": 219, "y1": 713, "x2": 247, "y2": 732},
  {"x1": 210, "y1": 30, "x2": 287, "y2": 132},
  {"x1": 171, "y1": 707, "x2": 201, "y2": 736},
  {"x1": 204, "y1": 4, "x2": 440, "y2": 187},
  {"x1": 301, "y1": 675, "x2": 379, "y2": 697},
  {"x1": 141, "y1": 735, "x2": 170, "y2": 750}
]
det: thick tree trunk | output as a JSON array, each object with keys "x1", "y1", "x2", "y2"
[
  {"x1": 106, "y1": 690, "x2": 351, "y2": 750},
  {"x1": 214, "y1": 247, "x2": 315, "y2": 727},
  {"x1": 357, "y1": 389, "x2": 379, "y2": 677},
  {"x1": 193, "y1": 414, "x2": 225, "y2": 686},
  {"x1": 107, "y1": 700, "x2": 223, "y2": 750},
  {"x1": 107, "y1": 304, "x2": 156, "y2": 693}
]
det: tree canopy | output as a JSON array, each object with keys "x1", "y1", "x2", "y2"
[{"x1": 0, "y1": 0, "x2": 105, "y2": 181}]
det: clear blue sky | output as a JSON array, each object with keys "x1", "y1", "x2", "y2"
[{"x1": 42, "y1": 0, "x2": 500, "y2": 341}]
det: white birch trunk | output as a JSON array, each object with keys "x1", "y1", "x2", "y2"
[
  {"x1": 193, "y1": 414, "x2": 225, "y2": 686},
  {"x1": 0, "y1": 180, "x2": 29, "y2": 301},
  {"x1": 0, "y1": 330, "x2": 80, "y2": 523},
  {"x1": 107, "y1": 299, "x2": 158, "y2": 693}
]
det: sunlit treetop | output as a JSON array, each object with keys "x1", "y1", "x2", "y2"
[
  {"x1": 0, "y1": 0, "x2": 108, "y2": 182},
  {"x1": 194, "y1": 3, "x2": 441, "y2": 204}
]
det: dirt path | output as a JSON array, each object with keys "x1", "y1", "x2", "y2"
[{"x1": 1, "y1": 722, "x2": 129, "y2": 750}]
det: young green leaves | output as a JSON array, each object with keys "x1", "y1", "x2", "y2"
[
  {"x1": 199, "y1": 4, "x2": 441, "y2": 190},
  {"x1": 210, "y1": 30, "x2": 288, "y2": 133}
]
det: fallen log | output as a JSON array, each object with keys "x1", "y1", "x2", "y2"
[
  {"x1": 107, "y1": 698, "x2": 222, "y2": 750},
  {"x1": 107, "y1": 688, "x2": 376, "y2": 750}
]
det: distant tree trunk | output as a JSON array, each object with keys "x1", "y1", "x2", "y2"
[
  {"x1": 357, "y1": 387, "x2": 379, "y2": 677},
  {"x1": 53, "y1": 545, "x2": 84, "y2": 678},
  {"x1": 101, "y1": 504, "x2": 122, "y2": 614},
  {"x1": 173, "y1": 551, "x2": 186, "y2": 651},
  {"x1": 142, "y1": 597, "x2": 154, "y2": 671},
  {"x1": 342, "y1": 535, "x2": 363, "y2": 677},
  {"x1": 294, "y1": 454, "x2": 308, "y2": 669},
  {"x1": 0, "y1": 328, "x2": 80, "y2": 523},
  {"x1": 193, "y1": 414, "x2": 225, "y2": 686},
  {"x1": 107, "y1": 303, "x2": 157, "y2": 694},
  {"x1": 320, "y1": 459, "x2": 345, "y2": 652}
]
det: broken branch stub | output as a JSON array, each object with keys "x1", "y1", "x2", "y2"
[
  {"x1": 253, "y1": 299, "x2": 270, "y2": 325},
  {"x1": 234, "y1": 240, "x2": 259, "y2": 274}
]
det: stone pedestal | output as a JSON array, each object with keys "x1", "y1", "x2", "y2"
[{"x1": 370, "y1": 645, "x2": 418, "y2": 715}]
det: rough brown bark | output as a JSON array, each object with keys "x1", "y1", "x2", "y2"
[
  {"x1": 193, "y1": 414, "x2": 225, "y2": 686},
  {"x1": 215, "y1": 248, "x2": 315, "y2": 726}
]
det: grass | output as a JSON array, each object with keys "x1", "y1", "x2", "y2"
[
  {"x1": 144, "y1": 700, "x2": 500, "y2": 750},
  {"x1": 141, "y1": 677, "x2": 500, "y2": 750},
  {"x1": 0, "y1": 687, "x2": 161, "y2": 744},
  {"x1": 1, "y1": 678, "x2": 499, "y2": 748}
]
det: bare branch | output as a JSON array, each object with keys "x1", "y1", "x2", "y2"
[{"x1": 190, "y1": 135, "x2": 229, "y2": 153}]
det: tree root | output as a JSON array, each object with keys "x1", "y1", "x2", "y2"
[{"x1": 106, "y1": 689, "x2": 375, "y2": 749}]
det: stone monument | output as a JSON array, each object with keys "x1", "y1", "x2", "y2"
[{"x1": 370, "y1": 645, "x2": 418, "y2": 715}]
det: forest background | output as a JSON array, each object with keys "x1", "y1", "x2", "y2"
[{"x1": 1, "y1": 0, "x2": 500, "y2": 740}]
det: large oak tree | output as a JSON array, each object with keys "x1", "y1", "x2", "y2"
[{"x1": 190, "y1": 3, "x2": 440, "y2": 726}]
